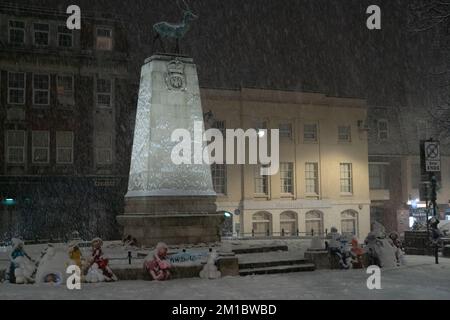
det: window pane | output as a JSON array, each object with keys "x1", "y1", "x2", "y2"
[
  {"x1": 34, "y1": 23, "x2": 49, "y2": 46},
  {"x1": 340, "y1": 163, "x2": 353, "y2": 193},
  {"x1": 305, "y1": 162, "x2": 319, "y2": 194},
  {"x1": 279, "y1": 123, "x2": 292, "y2": 138},
  {"x1": 338, "y1": 126, "x2": 351, "y2": 142},
  {"x1": 58, "y1": 26, "x2": 73, "y2": 47},
  {"x1": 280, "y1": 162, "x2": 293, "y2": 194},
  {"x1": 32, "y1": 131, "x2": 49, "y2": 163},
  {"x1": 9, "y1": 73, "x2": 25, "y2": 88},
  {"x1": 97, "y1": 79, "x2": 111, "y2": 93},
  {"x1": 304, "y1": 124, "x2": 317, "y2": 141},
  {"x1": 212, "y1": 164, "x2": 226, "y2": 194},
  {"x1": 9, "y1": 21, "x2": 25, "y2": 44},
  {"x1": 8, "y1": 131, "x2": 25, "y2": 147},
  {"x1": 56, "y1": 131, "x2": 73, "y2": 147},
  {"x1": 34, "y1": 75, "x2": 49, "y2": 89},
  {"x1": 254, "y1": 165, "x2": 268, "y2": 194}
]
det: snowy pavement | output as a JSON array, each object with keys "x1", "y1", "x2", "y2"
[{"x1": 1, "y1": 255, "x2": 449, "y2": 300}]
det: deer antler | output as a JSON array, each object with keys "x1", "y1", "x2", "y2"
[{"x1": 176, "y1": 0, "x2": 190, "y2": 12}]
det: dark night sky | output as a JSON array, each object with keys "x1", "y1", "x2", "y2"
[{"x1": 5, "y1": 0, "x2": 437, "y2": 107}]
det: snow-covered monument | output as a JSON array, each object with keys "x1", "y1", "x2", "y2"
[{"x1": 117, "y1": 7, "x2": 222, "y2": 246}]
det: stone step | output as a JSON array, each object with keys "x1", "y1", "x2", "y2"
[
  {"x1": 239, "y1": 258, "x2": 309, "y2": 270},
  {"x1": 239, "y1": 263, "x2": 315, "y2": 276},
  {"x1": 232, "y1": 245, "x2": 288, "y2": 255}
]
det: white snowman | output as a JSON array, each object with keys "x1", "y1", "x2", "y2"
[{"x1": 199, "y1": 249, "x2": 221, "y2": 279}]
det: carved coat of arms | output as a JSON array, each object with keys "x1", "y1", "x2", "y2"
[{"x1": 165, "y1": 59, "x2": 186, "y2": 91}]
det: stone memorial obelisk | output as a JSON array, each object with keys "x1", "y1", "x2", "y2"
[{"x1": 117, "y1": 53, "x2": 223, "y2": 246}]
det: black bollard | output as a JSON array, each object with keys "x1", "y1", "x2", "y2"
[{"x1": 128, "y1": 251, "x2": 132, "y2": 265}]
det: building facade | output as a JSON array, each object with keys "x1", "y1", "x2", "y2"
[
  {"x1": 203, "y1": 88, "x2": 371, "y2": 239},
  {"x1": 0, "y1": 4, "x2": 134, "y2": 240}
]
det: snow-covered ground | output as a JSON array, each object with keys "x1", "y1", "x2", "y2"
[{"x1": 1, "y1": 255, "x2": 449, "y2": 300}]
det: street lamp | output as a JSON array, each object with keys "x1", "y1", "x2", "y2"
[{"x1": 2, "y1": 197, "x2": 16, "y2": 238}]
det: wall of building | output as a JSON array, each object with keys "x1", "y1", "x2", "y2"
[{"x1": 202, "y1": 88, "x2": 371, "y2": 239}]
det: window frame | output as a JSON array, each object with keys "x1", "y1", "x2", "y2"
[
  {"x1": 338, "y1": 125, "x2": 352, "y2": 143},
  {"x1": 57, "y1": 74, "x2": 75, "y2": 106},
  {"x1": 211, "y1": 163, "x2": 227, "y2": 195},
  {"x1": 56, "y1": 131, "x2": 74, "y2": 164},
  {"x1": 6, "y1": 130, "x2": 26, "y2": 164},
  {"x1": 280, "y1": 162, "x2": 294, "y2": 195},
  {"x1": 95, "y1": 78, "x2": 113, "y2": 108},
  {"x1": 31, "y1": 130, "x2": 50, "y2": 164},
  {"x1": 57, "y1": 25, "x2": 73, "y2": 48},
  {"x1": 33, "y1": 22, "x2": 50, "y2": 47},
  {"x1": 7, "y1": 72, "x2": 26, "y2": 105},
  {"x1": 8, "y1": 20, "x2": 25, "y2": 45},
  {"x1": 279, "y1": 122, "x2": 293, "y2": 139},
  {"x1": 32, "y1": 73, "x2": 50, "y2": 106},
  {"x1": 254, "y1": 165, "x2": 269, "y2": 196},
  {"x1": 303, "y1": 123, "x2": 318, "y2": 143},
  {"x1": 340, "y1": 163, "x2": 353, "y2": 195},
  {"x1": 369, "y1": 163, "x2": 389, "y2": 190},
  {"x1": 305, "y1": 162, "x2": 319, "y2": 196},
  {"x1": 95, "y1": 26, "x2": 114, "y2": 51},
  {"x1": 377, "y1": 119, "x2": 389, "y2": 141},
  {"x1": 95, "y1": 132, "x2": 113, "y2": 165}
]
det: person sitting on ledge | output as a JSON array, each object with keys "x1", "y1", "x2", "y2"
[{"x1": 144, "y1": 242, "x2": 172, "y2": 281}]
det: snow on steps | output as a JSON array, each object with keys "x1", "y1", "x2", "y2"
[
  {"x1": 239, "y1": 263, "x2": 316, "y2": 276},
  {"x1": 237, "y1": 251, "x2": 316, "y2": 276}
]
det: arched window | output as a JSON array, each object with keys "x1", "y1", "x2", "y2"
[
  {"x1": 252, "y1": 211, "x2": 272, "y2": 237},
  {"x1": 280, "y1": 211, "x2": 298, "y2": 236},
  {"x1": 305, "y1": 210, "x2": 323, "y2": 236},
  {"x1": 341, "y1": 210, "x2": 358, "y2": 236}
]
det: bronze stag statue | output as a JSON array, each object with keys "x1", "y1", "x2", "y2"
[{"x1": 153, "y1": 0, "x2": 198, "y2": 54}]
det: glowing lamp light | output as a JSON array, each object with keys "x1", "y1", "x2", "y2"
[
  {"x1": 224, "y1": 212, "x2": 232, "y2": 218},
  {"x1": 2, "y1": 198, "x2": 16, "y2": 206}
]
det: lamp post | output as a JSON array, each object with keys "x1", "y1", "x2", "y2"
[{"x1": 2, "y1": 198, "x2": 16, "y2": 239}]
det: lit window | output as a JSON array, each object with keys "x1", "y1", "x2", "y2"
[
  {"x1": 305, "y1": 162, "x2": 319, "y2": 195},
  {"x1": 96, "y1": 27, "x2": 113, "y2": 51},
  {"x1": 377, "y1": 120, "x2": 389, "y2": 141},
  {"x1": 57, "y1": 75, "x2": 74, "y2": 105},
  {"x1": 279, "y1": 123, "x2": 292, "y2": 139},
  {"x1": 58, "y1": 25, "x2": 73, "y2": 48},
  {"x1": 56, "y1": 131, "x2": 74, "y2": 164},
  {"x1": 96, "y1": 78, "x2": 112, "y2": 107},
  {"x1": 34, "y1": 23, "x2": 49, "y2": 46},
  {"x1": 6, "y1": 130, "x2": 26, "y2": 163},
  {"x1": 32, "y1": 131, "x2": 50, "y2": 164},
  {"x1": 33, "y1": 74, "x2": 50, "y2": 105},
  {"x1": 9, "y1": 20, "x2": 25, "y2": 44},
  {"x1": 303, "y1": 123, "x2": 318, "y2": 142},
  {"x1": 280, "y1": 162, "x2": 293, "y2": 194},
  {"x1": 254, "y1": 165, "x2": 268, "y2": 195},
  {"x1": 8, "y1": 72, "x2": 26, "y2": 105},
  {"x1": 340, "y1": 163, "x2": 353, "y2": 194},
  {"x1": 338, "y1": 125, "x2": 351, "y2": 142},
  {"x1": 95, "y1": 133, "x2": 113, "y2": 165},
  {"x1": 212, "y1": 164, "x2": 227, "y2": 194}
]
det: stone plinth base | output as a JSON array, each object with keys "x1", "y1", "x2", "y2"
[
  {"x1": 304, "y1": 250, "x2": 329, "y2": 270},
  {"x1": 117, "y1": 196, "x2": 223, "y2": 247},
  {"x1": 117, "y1": 214, "x2": 223, "y2": 246}
]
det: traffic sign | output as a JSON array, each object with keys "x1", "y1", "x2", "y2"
[{"x1": 424, "y1": 141, "x2": 441, "y2": 172}]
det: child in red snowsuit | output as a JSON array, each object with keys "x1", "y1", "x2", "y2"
[
  {"x1": 90, "y1": 238, "x2": 117, "y2": 281},
  {"x1": 144, "y1": 242, "x2": 171, "y2": 281}
]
